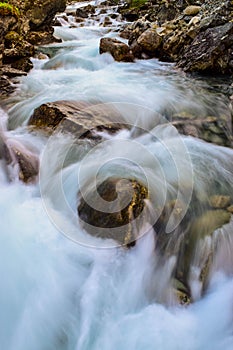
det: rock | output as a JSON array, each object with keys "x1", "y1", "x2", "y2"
[
  {"x1": 227, "y1": 205, "x2": 233, "y2": 214},
  {"x1": 99, "y1": 38, "x2": 134, "y2": 62},
  {"x1": 209, "y1": 195, "x2": 231, "y2": 209},
  {"x1": 173, "y1": 279, "x2": 191, "y2": 305},
  {"x1": 127, "y1": 19, "x2": 151, "y2": 46},
  {"x1": 11, "y1": 57, "x2": 33, "y2": 72},
  {"x1": 0, "y1": 75, "x2": 15, "y2": 97},
  {"x1": 123, "y1": 10, "x2": 140, "y2": 22},
  {"x1": 183, "y1": 6, "x2": 201, "y2": 16},
  {"x1": 3, "y1": 39, "x2": 34, "y2": 61},
  {"x1": 175, "y1": 209, "x2": 231, "y2": 291},
  {"x1": 26, "y1": 30, "x2": 60, "y2": 46},
  {"x1": 0, "y1": 66, "x2": 27, "y2": 78},
  {"x1": 78, "y1": 177, "x2": 148, "y2": 246},
  {"x1": 172, "y1": 116, "x2": 233, "y2": 147},
  {"x1": 3, "y1": 140, "x2": 39, "y2": 183},
  {"x1": 103, "y1": 16, "x2": 112, "y2": 27},
  {"x1": 76, "y1": 5, "x2": 95, "y2": 19},
  {"x1": 159, "y1": 21, "x2": 193, "y2": 61},
  {"x1": 28, "y1": 100, "x2": 127, "y2": 138},
  {"x1": 137, "y1": 28, "x2": 162, "y2": 55},
  {"x1": 177, "y1": 22, "x2": 233, "y2": 74},
  {"x1": 156, "y1": 3, "x2": 179, "y2": 25},
  {"x1": 0, "y1": 0, "x2": 67, "y2": 85},
  {"x1": 130, "y1": 40, "x2": 143, "y2": 58},
  {"x1": 0, "y1": 66, "x2": 27, "y2": 98},
  {"x1": 0, "y1": 15, "x2": 18, "y2": 65},
  {"x1": 25, "y1": 0, "x2": 66, "y2": 31},
  {"x1": 3, "y1": 36, "x2": 35, "y2": 72}
]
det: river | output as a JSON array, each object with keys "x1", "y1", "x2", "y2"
[{"x1": 0, "y1": 1, "x2": 233, "y2": 349}]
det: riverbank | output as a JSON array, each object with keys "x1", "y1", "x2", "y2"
[
  {"x1": 120, "y1": 0, "x2": 233, "y2": 74},
  {"x1": 0, "y1": 0, "x2": 66, "y2": 97}
]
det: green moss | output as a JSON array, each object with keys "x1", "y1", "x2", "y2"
[
  {"x1": 130, "y1": 0, "x2": 147, "y2": 8},
  {"x1": 5, "y1": 30, "x2": 19, "y2": 40},
  {"x1": 0, "y1": 2, "x2": 20, "y2": 17}
]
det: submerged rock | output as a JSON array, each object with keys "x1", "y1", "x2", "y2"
[
  {"x1": 78, "y1": 177, "x2": 149, "y2": 246},
  {"x1": 172, "y1": 116, "x2": 233, "y2": 148},
  {"x1": 175, "y1": 209, "x2": 232, "y2": 296},
  {"x1": 154, "y1": 195, "x2": 232, "y2": 301},
  {"x1": 28, "y1": 100, "x2": 127, "y2": 138},
  {"x1": 99, "y1": 37, "x2": 134, "y2": 62},
  {"x1": 3, "y1": 140, "x2": 39, "y2": 183}
]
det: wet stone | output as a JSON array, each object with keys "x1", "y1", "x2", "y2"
[
  {"x1": 209, "y1": 195, "x2": 231, "y2": 209},
  {"x1": 78, "y1": 177, "x2": 149, "y2": 246}
]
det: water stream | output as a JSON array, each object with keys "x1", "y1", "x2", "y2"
[{"x1": 1, "y1": 1, "x2": 233, "y2": 349}]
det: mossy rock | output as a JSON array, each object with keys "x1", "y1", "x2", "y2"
[{"x1": 0, "y1": 2, "x2": 20, "y2": 17}]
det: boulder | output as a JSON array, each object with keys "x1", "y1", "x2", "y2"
[
  {"x1": 24, "y1": 0, "x2": 66, "y2": 31},
  {"x1": 137, "y1": 28, "x2": 162, "y2": 55},
  {"x1": 76, "y1": 5, "x2": 95, "y2": 19},
  {"x1": 177, "y1": 22, "x2": 233, "y2": 74},
  {"x1": 183, "y1": 6, "x2": 201, "y2": 16},
  {"x1": 99, "y1": 38, "x2": 134, "y2": 62},
  {"x1": 28, "y1": 100, "x2": 127, "y2": 138},
  {"x1": 159, "y1": 21, "x2": 194, "y2": 61},
  {"x1": 78, "y1": 177, "x2": 148, "y2": 246},
  {"x1": 127, "y1": 19, "x2": 151, "y2": 46},
  {"x1": 3, "y1": 36, "x2": 34, "y2": 62}
]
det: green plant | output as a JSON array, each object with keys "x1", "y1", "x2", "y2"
[{"x1": 0, "y1": 2, "x2": 20, "y2": 17}]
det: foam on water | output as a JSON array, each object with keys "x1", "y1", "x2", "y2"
[{"x1": 0, "y1": 180, "x2": 233, "y2": 350}]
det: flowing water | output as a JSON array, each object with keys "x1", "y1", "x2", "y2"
[{"x1": 1, "y1": 1, "x2": 233, "y2": 349}]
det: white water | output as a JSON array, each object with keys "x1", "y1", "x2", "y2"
[{"x1": 1, "y1": 1, "x2": 233, "y2": 349}]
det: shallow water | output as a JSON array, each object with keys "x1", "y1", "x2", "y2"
[{"x1": 1, "y1": 1, "x2": 233, "y2": 349}]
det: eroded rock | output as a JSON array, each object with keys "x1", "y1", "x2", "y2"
[{"x1": 78, "y1": 177, "x2": 149, "y2": 246}]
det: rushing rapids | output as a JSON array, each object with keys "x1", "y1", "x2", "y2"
[{"x1": 0, "y1": 1, "x2": 233, "y2": 349}]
